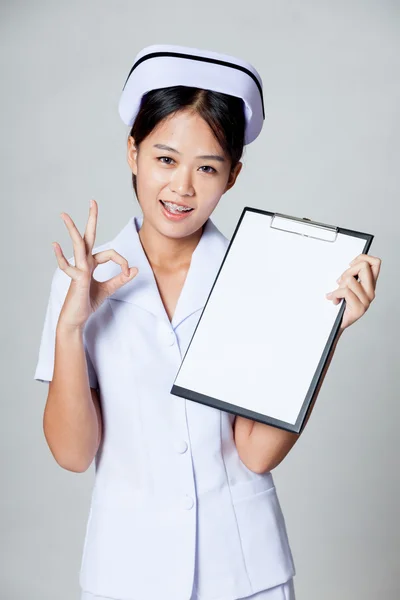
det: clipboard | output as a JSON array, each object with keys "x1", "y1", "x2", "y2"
[{"x1": 171, "y1": 207, "x2": 374, "y2": 434}]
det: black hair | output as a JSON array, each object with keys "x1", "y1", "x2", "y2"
[{"x1": 128, "y1": 85, "x2": 246, "y2": 199}]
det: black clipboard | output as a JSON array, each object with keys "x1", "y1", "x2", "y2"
[{"x1": 171, "y1": 207, "x2": 374, "y2": 434}]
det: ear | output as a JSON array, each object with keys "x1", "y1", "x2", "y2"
[
  {"x1": 225, "y1": 161, "x2": 243, "y2": 192},
  {"x1": 127, "y1": 136, "x2": 138, "y2": 176}
]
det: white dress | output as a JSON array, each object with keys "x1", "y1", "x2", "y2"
[
  {"x1": 34, "y1": 214, "x2": 296, "y2": 600},
  {"x1": 80, "y1": 576, "x2": 296, "y2": 600}
]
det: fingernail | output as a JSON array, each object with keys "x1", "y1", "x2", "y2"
[{"x1": 326, "y1": 292, "x2": 332, "y2": 297}]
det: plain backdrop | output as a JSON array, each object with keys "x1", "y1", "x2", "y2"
[{"x1": 1, "y1": 1, "x2": 399, "y2": 598}]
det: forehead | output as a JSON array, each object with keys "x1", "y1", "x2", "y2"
[{"x1": 145, "y1": 110, "x2": 223, "y2": 151}]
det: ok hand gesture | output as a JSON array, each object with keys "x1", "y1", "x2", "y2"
[{"x1": 52, "y1": 199, "x2": 138, "y2": 330}]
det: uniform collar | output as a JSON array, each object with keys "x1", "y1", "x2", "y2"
[{"x1": 106, "y1": 214, "x2": 229, "y2": 329}]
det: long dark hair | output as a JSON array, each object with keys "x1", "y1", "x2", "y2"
[{"x1": 128, "y1": 85, "x2": 246, "y2": 199}]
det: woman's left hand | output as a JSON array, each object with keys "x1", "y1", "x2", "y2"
[{"x1": 326, "y1": 254, "x2": 381, "y2": 332}]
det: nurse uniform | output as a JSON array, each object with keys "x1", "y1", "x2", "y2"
[{"x1": 34, "y1": 44, "x2": 297, "y2": 600}]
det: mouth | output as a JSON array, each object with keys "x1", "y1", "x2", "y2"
[{"x1": 159, "y1": 199, "x2": 194, "y2": 216}]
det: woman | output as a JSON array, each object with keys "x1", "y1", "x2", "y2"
[{"x1": 34, "y1": 44, "x2": 381, "y2": 600}]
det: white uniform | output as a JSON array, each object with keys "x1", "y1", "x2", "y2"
[{"x1": 34, "y1": 214, "x2": 296, "y2": 600}]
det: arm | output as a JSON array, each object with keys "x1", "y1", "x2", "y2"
[
  {"x1": 43, "y1": 323, "x2": 103, "y2": 473},
  {"x1": 234, "y1": 327, "x2": 344, "y2": 474}
]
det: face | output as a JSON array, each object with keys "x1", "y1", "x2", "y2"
[{"x1": 126, "y1": 109, "x2": 242, "y2": 239}]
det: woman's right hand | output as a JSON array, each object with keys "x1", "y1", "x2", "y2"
[{"x1": 52, "y1": 199, "x2": 138, "y2": 331}]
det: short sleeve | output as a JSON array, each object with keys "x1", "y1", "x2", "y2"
[{"x1": 33, "y1": 267, "x2": 99, "y2": 389}]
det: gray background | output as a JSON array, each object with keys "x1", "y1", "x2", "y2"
[{"x1": 1, "y1": 0, "x2": 399, "y2": 598}]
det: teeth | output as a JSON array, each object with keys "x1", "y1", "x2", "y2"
[{"x1": 162, "y1": 200, "x2": 192, "y2": 213}]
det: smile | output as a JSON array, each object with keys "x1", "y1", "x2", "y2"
[{"x1": 160, "y1": 200, "x2": 194, "y2": 214}]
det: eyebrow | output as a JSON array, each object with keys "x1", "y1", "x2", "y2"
[{"x1": 153, "y1": 143, "x2": 226, "y2": 162}]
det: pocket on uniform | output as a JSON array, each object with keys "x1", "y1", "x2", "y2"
[
  {"x1": 230, "y1": 473, "x2": 275, "y2": 502},
  {"x1": 231, "y1": 486, "x2": 296, "y2": 590},
  {"x1": 79, "y1": 502, "x2": 193, "y2": 599}
]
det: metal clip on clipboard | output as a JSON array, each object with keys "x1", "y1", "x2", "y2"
[{"x1": 270, "y1": 213, "x2": 339, "y2": 243}]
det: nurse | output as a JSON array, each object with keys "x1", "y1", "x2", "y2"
[{"x1": 34, "y1": 44, "x2": 381, "y2": 600}]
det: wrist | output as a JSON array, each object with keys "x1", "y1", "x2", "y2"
[{"x1": 56, "y1": 320, "x2": 85, "y2": 336}]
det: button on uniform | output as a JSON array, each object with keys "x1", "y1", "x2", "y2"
[
  {"x1": 157, "y1": 323, "x2": 176, "y2": 346},
  {"x1": 182, "y1": 495, "x2": 194, "y2": 510},
  {"x1": 165, "y1": 329, "x2": 175, "y2": 345},
  {"x1": 175, "y1": 440, "x2": 188, "y2": 454}
]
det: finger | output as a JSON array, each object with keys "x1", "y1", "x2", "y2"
[
  {"x1": 83, "y1": 198, "x2": 98, "y2": 253},
  {"x1": 339, "y1": 276, "x2": 371, "y2": 308},
  {"x1": 92, "y1": 249, "x2": 131, "y2": 277},
  {"x1": 326, "y1": 285, "x2": 367, "y2": 314},
  {"x1": 51, "y1": 241, "x2": 80, "y2": 280},
  {"x1": 60, "y1": 212, "x2": 89, "y2": 270},
  {"x1": 336, "y1": 261, "x2": 376, "y2": 300},
  {"x1": 349, "y1": 254, "x2": 381, "y2": 282},
  {"x1": 326, "y1": 276, "x2": 369, "y2": 306},
  {"x1": 96, "y1": 267, "x2": 139, "y2": 298}
]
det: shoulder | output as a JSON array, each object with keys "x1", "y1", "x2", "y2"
[{"x1": 204, "y1": 219, "x2": 231, "y2": 267}]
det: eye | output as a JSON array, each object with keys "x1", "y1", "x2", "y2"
[
  {"x1": 157, "y1": 156, "x2": 174, "y2": 165},
  {"x1": 157, "y1": 157, "x2": 216, "y2": 174}
]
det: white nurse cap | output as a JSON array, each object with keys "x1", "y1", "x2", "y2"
[{"x1": 118, "y1": 44, "x2": 265, "y2": 145}]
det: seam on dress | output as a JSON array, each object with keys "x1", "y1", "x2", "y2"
[
  {"x1": 107, "y1": 298, "x2": 155, "y2": 495},
  {"x1": 219, "y1": 411, "x2": 253, "y2": 595}
]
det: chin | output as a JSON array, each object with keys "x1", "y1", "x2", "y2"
[
  {"x1": 153, "y1": 204, "x2": 206, "y2": 236},
  {"x1": 157, "y1": 219, "x2": 203, "y2": 239}
]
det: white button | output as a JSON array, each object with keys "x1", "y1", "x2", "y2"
[
  {"x1": 183, "y1": 495, "x2": 194, "y2": 510},
  {"x1": 175, "y1": 440, "x2": 188, "y2": 454},
  {"x1": 157, "y1": 324, "x2": 176, "y2": 346},
  {"x1": 166, "y1": 329, "x2": 176, "y2": 346}
]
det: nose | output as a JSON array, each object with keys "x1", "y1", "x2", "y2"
[{"x1": 169, "y1": 167, "x2": 194, "y2": 197}]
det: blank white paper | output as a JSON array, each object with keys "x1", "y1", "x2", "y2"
[{"x1": 173, "y1": 210, "x2": 369, "y2": 426}]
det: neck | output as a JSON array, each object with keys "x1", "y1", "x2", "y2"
[{"x1": 138, "y1": 218, "x2": 204, "y2": 270}]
